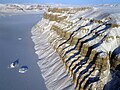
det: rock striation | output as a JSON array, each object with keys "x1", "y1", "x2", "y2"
[{"x1": 31, "y1": 6, "x2": 120, "y2": 90}]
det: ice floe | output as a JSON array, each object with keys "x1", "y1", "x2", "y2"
[
  {"x1": 8, "y1": 59, "x2": 19, "y2": 68},
  {"x1": 18, "y1": 37, "x2": 22, "y2": 40},
  {"x1": 19, "y1": 66, "x2": 28, "y2": 73}
]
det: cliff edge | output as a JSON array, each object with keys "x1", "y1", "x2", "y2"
[{"x1": 31, "y1": 5, "x2": 120, "y2": 90}]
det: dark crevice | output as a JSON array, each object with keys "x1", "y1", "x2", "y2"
[
  {"x1": 61, "y1": 21, "x2": 109, "y2": 57},
  {"x1": 57, "y1": 20, "x2": 94, "y2": 50}
]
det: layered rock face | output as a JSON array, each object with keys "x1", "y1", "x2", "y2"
[{"x1": 31, "y1": 6, "x2": 120, "y2": 90}]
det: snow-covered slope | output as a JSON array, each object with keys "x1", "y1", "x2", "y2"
[{"x1": 31, "y1": 5, "x2": 120, "y2": 90}]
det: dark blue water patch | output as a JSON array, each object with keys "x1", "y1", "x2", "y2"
[{"x1": 104, "y1": 70, "x2": 120, "y2": 90}]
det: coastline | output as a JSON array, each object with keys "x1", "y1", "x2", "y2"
[
  {"x1": 31, "y1": 19, "x2": 74, "y2": 90},
  {"x1": 1, "y1": 4, "x2": 119, "y2": 90},
  {"x1": 31, "y1": 6, "x2": 120, "y2": 90}
]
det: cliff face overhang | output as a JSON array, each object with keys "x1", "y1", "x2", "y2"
[{"x1": 32, "y1": 6, "x2": 120, "y2": 90}]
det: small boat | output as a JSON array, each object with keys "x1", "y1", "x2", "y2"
[
  {"x1": 19, "y1": 66, "x2": 28, "y2": 73},
  {"x1": 8, "y1": 59, "x2": 19, "y2": 68}
]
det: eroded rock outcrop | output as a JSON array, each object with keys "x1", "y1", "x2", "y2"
[{"x1": 31, "y1": 6, "x2": 120, "y2": 90}]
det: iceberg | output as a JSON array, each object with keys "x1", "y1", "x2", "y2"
[
  {"x1": 18, "y1": 37, "x2": 22, "y2": 40},
  {"x1": 8, "y1": 59, "x2": 19, "y2": 68},
  {"x1": 19, "y1": 66, "x2": 28, "y2": 73}
]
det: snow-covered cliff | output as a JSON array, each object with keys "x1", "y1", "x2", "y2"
[{"x1": 31, "y1": 5, "x2": 120, "y2": 90}]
